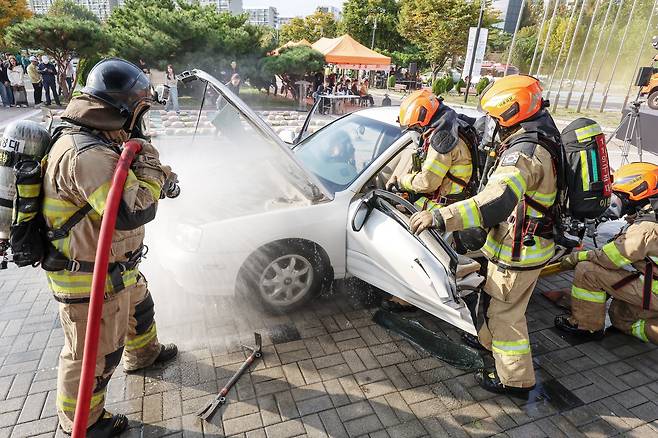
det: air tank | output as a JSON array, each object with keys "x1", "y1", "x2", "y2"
[{"x1": 0, "y1": 120, "x2": 51, "y2": 240}]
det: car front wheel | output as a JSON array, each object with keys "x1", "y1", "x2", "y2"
[{"x1": 243, "y1": 241, "x2": 327, "y2": 314}]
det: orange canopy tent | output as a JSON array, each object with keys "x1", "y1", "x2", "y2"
[{"x1": 311, "y1": 34, "x2": 391, "y2": 70}]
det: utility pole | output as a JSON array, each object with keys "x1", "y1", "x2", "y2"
[
  {"x1": 554, "y1": 0, "x2": 587, "y2": 108},
  {"x1": 545, "y1": 0, "x2": 579, "y2": 100},
  {"x1": 370, "y1": 16, "x2": 378, "y2": 49},
  {"x1": 536, "y1": 0, "x2": 561, "y2": 77},
  {"x1": 622, "y1": 0, "x2": 658, "y2": 109},
  {"x1": 529, "y1": 0, "x2": 551, "y2": 74},
  {"x1": 565, "y1": 0, "x2": 602, "y2": 108},
  {"x1": 586, "y1": 0, "x2": 624, "y2": 109},
  {"x1": 505, "y1": 0, "x2": 527, "y2": 76},
  {"x1": 577, "y1": 0, "x2": 614, "y2": 112},
  {"x1": 600, "y1": 0, "x2": 640, "y2": 112},
  {"x1": 464, "y1": 0, "x2": 486, "y2": 103}
]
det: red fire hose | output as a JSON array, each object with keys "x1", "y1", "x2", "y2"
[{"x1": 71, "y1": 140, "x2": 142, "y2": 438}]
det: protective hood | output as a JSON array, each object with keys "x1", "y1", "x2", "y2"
[
  {"x1": 517, "y1": 108, "x2": 561, "y2": 144},
  {"x1": 428, "y1": 105, "x2": 459, "y2": 154},
  {"x1": 61, "y1": 94, "x2": 128, "y2": 132}
]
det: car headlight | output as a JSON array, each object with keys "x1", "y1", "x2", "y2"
[{"x1": 175, "y1": 223, "x2": 202, "y2": 252}]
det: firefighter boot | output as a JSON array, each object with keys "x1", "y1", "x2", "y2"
[
  {"x1": 554, "y1": 316, "x2": 605, "y2": 340},
  {"x1": 125, "y1": 343, "x2": 178, "y2": 374},
  {"x1": 474, "y1": 369, "x2": 534, "y2": 396},
  {"x1": 62, "y1": 410, "x2": 128, "y2": 437}
]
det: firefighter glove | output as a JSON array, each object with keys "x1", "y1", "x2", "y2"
[
  {"x1": 559, "y1": 252, "x2": 580, "y2": 270},
  {"x1": 410, "y1": 210, "x2": 445, "y2": 235},
  {"x1": 386, "y1": 176, "x2": 400, "y2": 192}
]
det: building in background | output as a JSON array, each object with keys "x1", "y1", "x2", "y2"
[
  {"x1": 492, "y1": 0, "x2": 523, "y2": 34},
  {"x1": 28, "y1": 0, "x2": 119, "y2": 19},
  {"x1": 246, "y1": 6, "x2": 278, "y2": 28},
  {"x1": 278, "y1": 17, "x2": 294, "y2": 27},
  {"x1": 316, "y1": 5, "x2": 341, "y2": 21},
  {"x1": 195, "y1": 0, "x2": 243, "y2": 13}
]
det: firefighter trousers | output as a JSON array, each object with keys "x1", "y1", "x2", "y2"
[
  {"x1": 478, "y1": 263, "x2": 541, "y2": 388},
  {"x1": 570, "y1": 261, "x2": 658, "y2": 344},
  {"x1": 56, "y1": 275, "x2": 161, "y2": 433}
]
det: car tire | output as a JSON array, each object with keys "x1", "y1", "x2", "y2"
[
  {"x1": 648, "y1": 90, "x2": 658, "y2": 110},
  {"x1": 242, "y1": 241, "x2": 327, "y2": 314}
]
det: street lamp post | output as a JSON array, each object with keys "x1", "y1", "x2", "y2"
[
  {"x1": 370, "y1": 16, "x2": 378, "y2": 50},
  {"x1": 464, "y1": 0, "x2": 486, "y2": 103}
]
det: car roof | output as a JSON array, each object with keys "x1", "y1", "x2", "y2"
[{"x1": 353, "y1": 105, "x2": 483, "y2": 126}]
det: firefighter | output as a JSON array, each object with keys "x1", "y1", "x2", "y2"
[
  {"x1": 385, "y1": 90, "x2": 475, "y2": 312},
  {"x1": 555, "y1": 163, "x2": 658, "y2": 345},
  {"x1": 42, "y1": 58, "x2": 178, "y2": 437},
  {"x1": 409, "y1": 75, "x2": 561, "y2": 394}
]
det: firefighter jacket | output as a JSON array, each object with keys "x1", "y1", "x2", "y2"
[
  {"x1": 42, "y1": 95, "x2": 166, "y2": 300},
  {"x1": 571, "y1": 215, "x2": 658, "y2": 298},
  {"x1": 399, "y1": 137, "x2": 473, "y2": 211},
  {"x1": 436, "y1": 112, "x2": 560, "y2": 269}
]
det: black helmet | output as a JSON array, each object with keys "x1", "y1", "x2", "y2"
[{"x1": 82, "y1": 58, "x2": 153, "y2": 118}]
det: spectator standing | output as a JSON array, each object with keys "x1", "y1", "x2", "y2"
[
  {"x1": 38, "y1": 56, "x2": 60, "y2": 107},
  {"x1": 164, "y1": 64, "x2": 180, "y2": 114},
  {"x1": 65, "y1": 58, "x2": 75, "y2": 92},
  {"x1": 226, "y1": 73, "x2": 241, "y2": 95},
  {"x1": 7, "y1": 57, "x2": 28, "y2": 107},
  {"x1": 27, "y1": 56, "x2": 42, "y2": 106},
  {"x1": 0, "y1": 58, "x2": 13, "y2": 107},
  {"x1": 138, "y1": 59, "x2": 150, "y2": 75}
]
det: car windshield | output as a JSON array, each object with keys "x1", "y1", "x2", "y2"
[{"x1": 294, "y1": 114, "x2": 402, "y2": 194}]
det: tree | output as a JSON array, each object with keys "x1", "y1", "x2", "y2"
[
  {"x1": 106, "y1": 0, "x2": 266, "y2": 79},
  {"x1": 278, "y1": 11, "x2": 338, "y2": 43},
  {"x1": 49, "y1": 0, "x2": 100, "y2": 23},
  {"x1": 340, "y1": 0, "x2": 403, "y2": 51},
  {"x1": 6, "y1": 16, "x2": 111, "y2": 99},
  {"x1": 0, "y1": 0, "x2": 31, "y2": 49},
  {"x1": 398, "y1": 0, "x2": 481, "y2": 78},
  {"x1": 260, "y1": 46, "x2": 325, "y2": 98}
]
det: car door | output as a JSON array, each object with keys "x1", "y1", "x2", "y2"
[{"x1": 346, "y1": 190, "x2": 477, "y2": 335}]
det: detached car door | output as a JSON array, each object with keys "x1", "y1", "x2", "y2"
[{"x1": 347, "y1": 190, "x2": 477, "y2": 335}]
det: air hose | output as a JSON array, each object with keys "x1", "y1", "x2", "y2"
[{"x1": 71, "y1": 140, "x2": 142, "y2": 438}]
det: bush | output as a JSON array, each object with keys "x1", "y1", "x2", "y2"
[
  {"x1": 456, "y1": 78, "x2": 465, "y2": 94},
  {"x1": 475, "y1": 77, "x2": 490, "y2": 95},
  {"x1": 444, "y1": 76, "x2": 454, "y2": 93},
  {"x1": 432, "y1": 78, "x2": 445, "y2": 96},
  {"x1": 387, "y1": 75, "x2": 396, "y2": 88}
]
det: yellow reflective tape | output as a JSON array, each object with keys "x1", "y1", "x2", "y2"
[
  {"x1": 571, "y1": 286, "x2": 607, "y2": 303},
  {"x1": 399, "y1": 173, "x2": 416, "y2": 192},
  {"x1": 574, "y1": 123, "x2": 603, "y2": 142},
  {"x1": 57, "y1": 390, "x2": 105, "y2": 412},
  {"x1": 423, "y1": 159, "x2": 450, "y2": 178},
  {"x1": 482, "y1": 234, "x2": 555, "y2": 266},
  {"x1": 577, "y1": 251, "x2": 589, "y2": 262},
  {"x1": 456, "y1": 199, "x2": 481, "y2": 229},
  {"x1": 139, "y1": 180, "x2": 161, "y2": 201},
  {"x1": 449, "y1": 164, "x2": 472, "y2": 177},
  {"x1": 631, "y1": 319, "x2": 649, "y2": 343},
  {"x1": 492, "y1": 339, "x2": 531, "y2": 356},
  {"x1": 125, "y1": 323, "x2": 157, "y2": 350},
  {"x1": 87, "y1": 182, "x2": 111, "y2": 215},
  {"x1": 491, "y1": 171, "x2": 527, "y2": 199},
  {"x1": 580, "y1": 150, "x2": 589, "y2": 191},
  {"x1": 602, "y1": 242, "x2": 632, "y2": 268},
  {"x1": 414, "y1": 197, "x2": 442, "y2": 211},
  {"x1": 16, "y1": 211, "x2": 36, "y2": 223},
  {"x1": 46, "y1": 268, "x2": 139, "y2": 295},
  {"x1": 17, "y1": 183, "x2": 40, "y2": 198},
  {"x1": 527, "y1": 190, "x2": 556, "y2": 206}
]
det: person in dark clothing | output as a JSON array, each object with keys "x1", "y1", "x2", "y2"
[
  {"x1": 0, "y1": 60, "x2": 13, "y2": 107},
  {"x1": 226, "y1": 73, "x2": 241, "y2": 95},
  {"x1": 38, "y1": 56, "x2": 60, "y2": 106}
]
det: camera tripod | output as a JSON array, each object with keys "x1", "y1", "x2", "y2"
[{"x1": 607, "y1": 91, "x2": 645, "y2": 164}]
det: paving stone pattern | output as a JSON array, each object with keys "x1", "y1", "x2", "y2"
[{"x1": 0, "y1": 264, "x2": 657, "y2": 438}]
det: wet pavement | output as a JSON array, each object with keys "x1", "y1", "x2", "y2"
[{"x1": 0, "y1": 264, "x2": 657, "y2": 437}]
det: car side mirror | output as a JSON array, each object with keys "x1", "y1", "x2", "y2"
[
  {"x1": 352, "y1": 193, "x2": 375, "y2": 231},
  {"x1": 279, "y1": 129, "x2": 296, "y2": 145}
]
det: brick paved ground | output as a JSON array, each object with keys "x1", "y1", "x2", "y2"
[{"x1": 0, "y1": 263, "x2": 657, "y2": 437}]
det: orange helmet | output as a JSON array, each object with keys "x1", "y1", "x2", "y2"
[
  {"x1": 399, "y1": 89, "x2": 441, "y2": 130},
  {"x1": 480, "y1": 75, "x2": 543, "y2": 127},
  {"x1": 612, "y1": 162, "x2": 658, "y2": 202}
]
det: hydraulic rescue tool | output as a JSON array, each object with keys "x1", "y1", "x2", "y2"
[{"x1": 197, "y1": 332, "x2": 263, "y2": 421}]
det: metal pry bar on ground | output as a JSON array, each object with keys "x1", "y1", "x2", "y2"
[{"x1": 196, "y1": 332, "x2": 262, "y2": 421}]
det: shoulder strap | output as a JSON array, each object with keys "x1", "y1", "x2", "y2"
[{"x1": 46, "y1": 203, "x2": 93, "y2": 241}]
